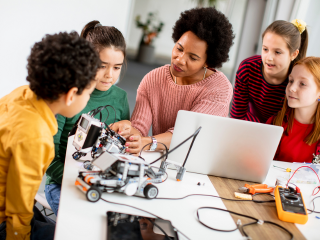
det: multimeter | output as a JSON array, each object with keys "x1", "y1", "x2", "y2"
[{"x1": 274, "y1": 186, "x2": 308, "y2": 224}]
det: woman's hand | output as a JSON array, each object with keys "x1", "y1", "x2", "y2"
[
  {"x1": 110, "y1": 120, "x2": 131, "y2": 138},
  {"x1": 125, "y1": 135, "x2": 152, "y2": 155}
]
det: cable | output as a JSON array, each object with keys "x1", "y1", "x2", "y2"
[
  {"x1": 145, "y1": 218, "x2": 171, "y2": 240},
  {"x1": 149, "y1": 127, "x2": 202, "y2": 165},
  {"x1": 89, "y1": 105, "x2": 117, "y2": 126},
  {"x1": 182, "y1": 127, "x2": 200, "y2": 167},
  {"x1": 89, "y1": 106, "x2": 103, "y2": 121},
  {"x1": 286, "y1": 166, "x2": 320, "y2": 195},
  {"x1": 196, "y1": 206, "x2": 293, "y2": 240},
  {"x1": 100, "y1": 193, "x2": 284, "y2": 240},
  {"x1": 100, "y1": 197, "x2": 190, "y2": 240},
  {"x1": 133, "y1": 193, "x2": 275, "y2": 204},
  {"x1": 307, "y1": 195, "x2": 320, "y2": 214},
  {"x1": 102, "y1": 108, "x2": 110, "y2": 124},
  {"x1": 104, "y1": 105, "x2": 117, "y2": 126},
  {"x1": 139, "y1": 142, "x2": 169, "y2": 162}
]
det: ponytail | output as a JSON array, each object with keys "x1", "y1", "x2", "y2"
[
  {"x1": 80, "y1": 20, "x2": 100, "y2": 39},
  {"x1": 79, "y1": 20, "x2": 126, "y2": 64},
  {"x1": 293, "y1": 28, "x2": 309, "y2": 64}
]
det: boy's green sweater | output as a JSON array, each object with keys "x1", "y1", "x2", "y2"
[{"x1": 46, "y1": 85, "x2": 130, "y2": 185}]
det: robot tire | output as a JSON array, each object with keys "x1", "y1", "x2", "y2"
[
  {"x1": 86, "y1": 186, "x2": 102, "y2": 202},
  {"x1": 143, "y1": 184, "x2": 158, "y2": 199}
]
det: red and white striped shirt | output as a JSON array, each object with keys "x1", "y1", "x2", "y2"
[
  {"x1": 230, "y1": 55, "x2": 287, "y2": 123},
  {"x1": 131, "y1": 65, "x2": 233, "y2": 137}
]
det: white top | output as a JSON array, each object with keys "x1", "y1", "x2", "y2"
[
  {"x1": 54, "y1": 136, "x2": 319, "y2": 239},
  {"x1": 54, "y1": 136, "x2": 242, "y2": 240}
]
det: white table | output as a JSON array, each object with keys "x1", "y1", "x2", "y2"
[{"x1": 54, "y1": 136, "x2": 243, "y2": 240}]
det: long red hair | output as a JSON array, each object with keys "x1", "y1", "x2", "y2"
[{"x1": 273, "y1": 57, "x2": 320, "y2": 145}]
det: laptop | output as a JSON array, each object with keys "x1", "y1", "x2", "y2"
[{"x1": 168, "y1": 110, "x2": 283, "y2": 183}]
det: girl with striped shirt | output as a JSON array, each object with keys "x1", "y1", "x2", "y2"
[{"x1": 230, "y1": 19, "x2": 309, "y2": 123}]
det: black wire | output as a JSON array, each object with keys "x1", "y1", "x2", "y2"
[
  {"x1": 139, "y1": 142, "x2": 169, "y2": 162},
  {"x1": 89, "y1": 106, "x2": 103, "y2": 121},
  {"x1": 100, "y1": 197, "x2": 190, "y2": 240},
  {"x1": 133, "y1": 193, "x2": 275, "y2": 203},
  {"x1": 239, "y1": 219, "x2": 294, "y2": 239},
  {"x1": 149, "y1": 127, "x2": 202, "y2": 165},
  {"x1": 90, "y1": 105, "x2": 117, "y2": 125},
  {"x1": 139, "y1": 143, "x2": 151, "y2": 156},
  {"x1": 252, "y1": 192, "x2": 275, "y2": 200},
  {"x1": 182, "y1": 127, "x2": 200, "y2": 167},
  {"x1": 102, "y1": 108, "x2": 110, "y2": 124},
  {"x1": 145, "y1": 218, "x2": 171, "y2": 240},
  {"x1": 307, "y1": 195, "x2": 320, "y2": 214},
  {"x1": 196, "y1": 206, "x2": 294, "y2": 240},
  {"x1": 105, "y1": 105, "x2": 117, "y2": 126},
  {"x1": 196, "y1": 206, "x2": 255, "y2": 232},
  {"x1": 99, "y1": 193, "x2": 276, "y2": 240}
]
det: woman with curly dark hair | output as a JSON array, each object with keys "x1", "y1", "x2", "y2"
[
  {"x1": 45, "y1": 20, "x2": 130, "y2": 216},
  {"x1": 115, "y1": 7, "x2": 234, "y2": 154}
]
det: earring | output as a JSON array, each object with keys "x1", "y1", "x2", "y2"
[
  {"x1": 202, "y1": 67, "x2": 207, "y2": 80},
  {"x1": 318, "y1": 99, "x2": 320, "y2": 102}
]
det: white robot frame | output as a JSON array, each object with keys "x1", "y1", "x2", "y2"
[
  {"x1": 75, "y1": 152, "x2": 186, "y2": 202},
  {"x1": 70, "y1": 106, "x2": 202, "y2": 201}
]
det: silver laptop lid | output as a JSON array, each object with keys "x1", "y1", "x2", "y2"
[{"x1": 168, "y1": 110, "x2": 283, "y2": 183}]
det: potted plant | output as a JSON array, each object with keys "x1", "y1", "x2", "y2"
[{"x1": 135, "y1": 12, "x2": 164, "y2": 64}]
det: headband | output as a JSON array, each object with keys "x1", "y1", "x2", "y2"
[{"x1": 291, "y1": 19, "x2": 306, "y2": 34}]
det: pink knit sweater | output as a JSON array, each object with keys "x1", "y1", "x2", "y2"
[{"x1": 131, "y1": 65, "x2": 233, "y2": 137}]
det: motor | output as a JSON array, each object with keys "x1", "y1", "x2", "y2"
[{"x1": 69, "y1": 105, "x2": 127, "y2": 161}]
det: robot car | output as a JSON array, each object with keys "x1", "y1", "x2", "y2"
[
  {"x1": 75, "y1": 151, "x2": 187, "y2": 202},
  {"x1": 70, "y1": 106, "x2": 202, "y2": 202}
]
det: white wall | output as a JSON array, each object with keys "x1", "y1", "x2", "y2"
[
  {"x1": 294, "y1": 0, "x2": 320, "y2": 57},
  {"x1": 127, "y1": 0, "x2": 196, "y2": 58},
  {"x1": 0, "y1": 0, "x2": 133, "y2": 98},
  {"x1": 127, "y1": 0, "x2": 247, "y2": 80},
  {"x1": 274, "y1": 0, "x2": 295, "y2": 21},
  {"x1": 219, "y1": 0, "x2": 247, "y2": 78},
  {"x1": 232, "y1": 0, "x2": 266, "y2": 84}
]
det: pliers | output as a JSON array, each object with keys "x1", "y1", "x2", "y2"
[{"x1": 238, "y1": 184, "x2": 274, "y2": 195}]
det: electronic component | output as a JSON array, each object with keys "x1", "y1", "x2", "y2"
[
  {"x1": 73, "y1": 113, "x2": 103, "y2": 154},
  {"x1": 70, "y1": 105, "x2": 127, "y2": 161},
  {"x1": 75, "y1": 127, "x2": 202, "y2": 201},
  {"x1": 274, "y1": 186, "x2": 308, "y2": 224},
  {"x1": 312, "y1": 153, "x2": 320, "y2": 164}
]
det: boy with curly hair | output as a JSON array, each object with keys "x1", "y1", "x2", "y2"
[{"x1": 0, "y1": 32, "x2": 100, "y2": 240}]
